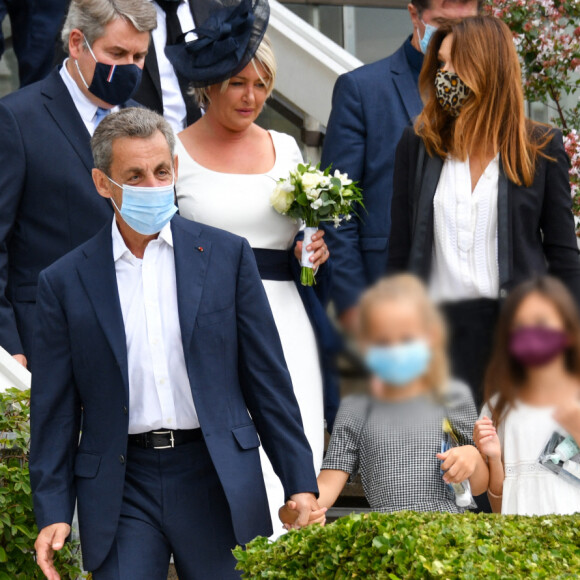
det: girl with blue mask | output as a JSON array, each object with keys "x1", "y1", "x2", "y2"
[{"x1": 280, "y1": 275, "x2": 488, "y2": 527}]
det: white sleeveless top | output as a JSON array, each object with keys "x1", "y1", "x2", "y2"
[{"x1": 481, "y1": 397, "x2": 580, "y2": 516}]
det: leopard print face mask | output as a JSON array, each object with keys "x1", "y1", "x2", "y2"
[{"x1": 435, "y1": 69, "x2": 470, "y2": 117}]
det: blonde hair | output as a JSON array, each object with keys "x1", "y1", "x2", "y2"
[
  {"x1": 359, "y1": 274, "x2": 449, "y2": 394},
  {"x1": 191, "y1": 35, "x2": 277, "y2": 109},
  {"x1": 416, "y1": 16, "x2": 551, "y2": 187}
]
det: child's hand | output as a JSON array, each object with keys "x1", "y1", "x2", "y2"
[
  {"x1": 554, "y1": 402, "x2": 580, "y2": 444},
  {"x1": 279, "y1": 501, "x2": 327, "y2": 530},
  {"x1": 474, "y1": 416, "x2": 502, "y2": 460},
  {"x1": 437, "y1": 445, "x2": 481, "y2": 484}
]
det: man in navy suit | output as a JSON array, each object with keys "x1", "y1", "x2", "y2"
[
  {"x1": 0, "y1": 0, "x2": 156, "y2": 368},
  {"x1": 30, "y1": 107, "x2": 321, "y2": 579},
  {"x1": 133, "y1": 0, "x2": 202, "y2": 132},
  {"x1": 0, "y1": 0, "x2": 67, "y2": 87},
  {"x1": 321, "y1": 0, "x2": 479, "y2": 332}
]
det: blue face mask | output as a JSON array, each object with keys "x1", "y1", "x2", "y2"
[
  {"x1": 365, "y1": 340, "x2": 432, "y2": 388},
  {"x1": 76, "y1": 36, "x2": 142, "y2": 105},
  {"x1": 108, "y1": 176, "x2": 178, "y2": 235},
  {"x1": 419, "y1": 21, "x2": 438, "y2": 54}
]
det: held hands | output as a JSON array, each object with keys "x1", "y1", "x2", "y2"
[
  {"x1": 294, "y1": 230, "x2": 329, "y2": 269},
  {"x1": 34, "y1": 522, "x2": 71, "y2": 580},
  {"x1": 279, "y1": 493, "x2": 327, "y2": 530},
  {"x1": 437, "y1": 445, "x2": 481, "y2": 484},
  {"x1": 474, "y1": 416, "x2": 502, "y2": 461}
]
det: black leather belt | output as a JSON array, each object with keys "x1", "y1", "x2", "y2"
[{"x1": 128, "y1": 429, "x2": 202, "y2": 450}]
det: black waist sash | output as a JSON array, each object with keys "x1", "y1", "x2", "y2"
[{"x1": 252, "y1": 249, "x2": 293, "y2": 281}]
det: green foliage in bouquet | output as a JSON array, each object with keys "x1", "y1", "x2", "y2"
[
  {"x1": 270, "y1": 163, "x2": 363, "y2": 229},
  {"x1": 0, "y1": 388, "x2": 86, "y2": 579},
  {"x1": 234, "y1": 510, "x2": 580, "y2": 579}
]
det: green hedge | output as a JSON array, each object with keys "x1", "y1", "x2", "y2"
[
  {"x1": 0, "y1": 388, "x2": 85, "y2": 579},
  {"x1": 234, "y1": 511, "x2": 580, "y2": 579}
]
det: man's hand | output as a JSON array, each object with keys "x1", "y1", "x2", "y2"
[
  {"x1": 12, "y1": 354, "x2": 27, "y2": 368},
  {"x1": 280, "y1": 500, "x2": 327, "y2": 530},
  {"x1": 437, "y1": 445, "x2": 481, "y2": 484},
  {"x1": 288, "y1": 493, "x2": 322, "y2": 529},
  {"x1": 35, "y1": 523, "x2": 70, "y2": 580},
  {"x1": 474, "y1": 416, "x2": 502, "y2": 460},
  {"x1": 339, "y1": 306, "x2": 359, "y2": 336}
]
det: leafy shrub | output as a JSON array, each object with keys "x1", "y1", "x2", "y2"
[
  {"x1": 0, "y1": 388, "x2": 85, "y2": 579},
  {"x1": 234, "y1": 510, "x2": 580, "y2": 579}
]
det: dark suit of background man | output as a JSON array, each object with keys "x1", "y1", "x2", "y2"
[
  {"x1": 321, "y1": 0, "x2": 480, "y2": 333},
  {"x1": 0, "y1": 0, "x2": 68, "y2": 87},
  {"x1": 133, "y1": 0, "x2": 201, "y2": 132},
  {"x1": 30, "y1": 107, "x2": 320, "y2": 579},
  {"x1": 0, "y1": 0, "x2": 156, "y2": 369}
]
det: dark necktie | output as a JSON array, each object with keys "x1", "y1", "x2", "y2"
[
  {"x1": 156, "y1": 0, "x2": 183, "y2": 46},
  {"x1": 155, "y1": 0, "x2": 201, "y2": 126}
]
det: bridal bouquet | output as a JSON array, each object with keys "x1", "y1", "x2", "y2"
[{"x1": 270, "y1": 163, "x2": 363, "y2": 286}]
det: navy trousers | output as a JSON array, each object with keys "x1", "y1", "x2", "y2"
[{"x1": 92, "y1": 439, "x2": 241, "y2": 580}]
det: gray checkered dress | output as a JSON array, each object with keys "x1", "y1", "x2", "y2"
[{"x1": 322, "y1": 381, "x2": 478, "y2": 513}]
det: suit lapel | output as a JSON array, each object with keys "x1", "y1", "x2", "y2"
[
  {"x1": 497, "y1": 160, "x2": 511, "y2": 288},
  {"x1": 410, "y1": 153, "x2": 443, "y2": 278},
  {"x1": 171, "y1": 219, "x2": 211, "y2": 350},
  {"x1": 143, "y1": 39, "x2": 163, "y2": 104},
  {"x1": 390, "y1": 50, "x2": 424, "y2": 122},
  {"x1": 77, "y1": 226, "x2": 129, "y2": 395},
  {"x1": 41, "y1": 69, "x2": 94, "y2": 174}
]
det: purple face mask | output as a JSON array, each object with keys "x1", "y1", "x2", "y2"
[{"x1": 509, "y1": 326, "x2": 569, "y2": 367}]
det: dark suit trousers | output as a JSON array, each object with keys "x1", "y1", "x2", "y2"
[
  {"x1": 441, "y1": 298, "x2": 500, "y2": 411},
  {"x1": 92, "y1": 439, "x2": 240, "y2": 580}
]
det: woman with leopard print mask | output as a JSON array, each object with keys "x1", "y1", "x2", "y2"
[{"x1": 388, "y1": 15, "x2": 580, "y2": 412}]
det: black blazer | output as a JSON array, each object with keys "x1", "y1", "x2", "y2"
[
  {"x1": 388, "y1": 125, "x2": 580, "y2": 302},
  {"x1": 133, "y1": 0, "x2": 201, "y2": 126}
]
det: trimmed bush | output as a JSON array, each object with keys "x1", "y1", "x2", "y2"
[
  {"x1": 0, "y1": 388, "x2": 85, "y2": 579},
  {"x1": 234, "y1": 510, "x2": 580, "y2": 579}
]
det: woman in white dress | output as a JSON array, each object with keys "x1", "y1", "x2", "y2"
[{"x1": 173, "y1": 36, "x2": 328, "y2": 536}]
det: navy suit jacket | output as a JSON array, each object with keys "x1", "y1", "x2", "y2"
[
  {"x1": 320, "y1": 41, "x2": 423, "y2": 314},
  {"x1": 0, "y1": 67, "x2": 137, "y2": 361},
  {"x1": 30, "y1": 215, "x2": 318, "y2": 571},
  {"x1": 0, "y1": 0, "x2": 67, "y2": 86}
]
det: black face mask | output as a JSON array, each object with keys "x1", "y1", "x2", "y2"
[{"x1": 75, "y1": 37, "x2": 142, "y2": 106}]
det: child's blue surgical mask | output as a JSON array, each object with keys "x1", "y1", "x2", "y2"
[
  {"x1": 107, "y1": 176, "x2": 177, "y2": 235},
  {"x1": 365, "y1": 340, "x2": 432, "y2": 387},
  {"x1": 419, "y1": 20, "x2": 438, "y2": 54}
]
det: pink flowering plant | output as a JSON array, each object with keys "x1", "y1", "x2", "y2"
[{"x1": 485, "y1": 0, "x2": 580, "y2": 213}]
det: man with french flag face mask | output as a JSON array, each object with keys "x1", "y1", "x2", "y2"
[{"x1": 0, "y1": 0, "x2": 156, "y2": 371}]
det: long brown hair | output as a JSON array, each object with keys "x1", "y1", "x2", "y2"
[
  {"x1": 415, "y1": 15, "x2": 551, "y2": 187},
  {"x1": 484, "y1": 277, "x2": 580, "y2": 427}
]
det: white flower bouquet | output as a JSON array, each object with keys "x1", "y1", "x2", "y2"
[{"x1": 270, "y1": 163, "x2": 363, "y2": 286}]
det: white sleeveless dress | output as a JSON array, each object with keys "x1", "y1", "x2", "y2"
[{"x1": 175, "y1": 130, "x2": 324, "y2": 537}]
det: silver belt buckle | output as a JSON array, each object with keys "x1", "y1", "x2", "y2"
[{"x1": 152, "y1": 430, "x2": 175, "y2": 449}]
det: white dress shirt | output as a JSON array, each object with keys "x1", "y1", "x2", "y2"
[
  {"x1": 150, "y1": 0, "x2": 195, "y2": 133},
  {"x1": 59, "y1": 59, "x2": 119, "y2": 135},
  {"x1": 430, "y1": 155, "x2": 500, "y2": 302},
  {"x1": 112, "y1": 218, "x2": 199, "y2": 433}
]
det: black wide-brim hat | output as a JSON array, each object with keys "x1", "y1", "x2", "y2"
[{"x1": 165, "y1": 0, "x2": 270, "y2": 88}]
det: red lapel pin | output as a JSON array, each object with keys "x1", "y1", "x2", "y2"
[{"x1": 196, "y1": 246, "x2": 204, "y2": 252}]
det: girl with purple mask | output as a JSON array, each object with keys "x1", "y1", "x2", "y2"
[{"x1": 475, "y1": 276, "x2": 580, "y2": 515}]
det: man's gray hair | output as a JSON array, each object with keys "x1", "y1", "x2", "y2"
[
  {"x1": 91, "y1": 108, "x2": 176, "y2": 175},
  {"x1": 62, "y1": 0, "x2": 157, "y2": 52}
]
